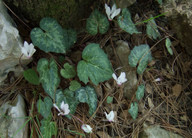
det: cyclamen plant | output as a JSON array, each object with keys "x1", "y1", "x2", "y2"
[{"x1": 23, "y1": 2, "x2": 157, "y2": 137}]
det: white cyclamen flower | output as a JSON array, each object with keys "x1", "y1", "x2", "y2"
[
  {"x1": 81, "y1": 124, "x2": 92, "y2": 133},
  {"x1": 105, "y1": 111, "x2": 115, "y2": 122},
  {"x1": 112, "y1": 72, "x2": 127, "y2": 86},
  {"x1": 53, "y1": 101, "x2": 70, "y2": 116},
  {"x1": 105, "y1": 3, "x2": 121, "y2": 21},
  {"x1": 21, "y1": 41, "x2": 36, "y2": 58}
]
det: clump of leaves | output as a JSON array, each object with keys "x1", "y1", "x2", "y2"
[
  {"x1": 77, "y1": 43, "x2": 113, "y2": 85},
  {"x1": 118, "y1": 8, "x2": 140, "y2": 34},
  {"x1": 55, "y1": 86, "x2": 97, "y2": 117},
  {"x1": 30, "y1": 17, "x2": 76, "y2": 54},
  {"x1": 86, "y1": 9, "x2": 109, "y2": 35},
  {"x1": 60, "y1": 63, "x2": 76, "y2": 79},
  {"x1": 128, "y1": 44, "x2": 152, "y2": 74}
]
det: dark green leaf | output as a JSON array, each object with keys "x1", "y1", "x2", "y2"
[
  {"x1": 37, "y1": 58, "x2": 60, "y2": 99},
  {"x1": 77, "y1": 43, "x2": 113, "y2": 85},
  {"x1": 75, "y1": 86, "x2": 97, "y2": 116},
  {"x1": 86, "y1": 10, "x2": 109, "y2": 35},
  {"x1": 136, "y1": 84, "x2": 145, "y2": 100},
  {"x1": 40, "y1": 117, "x2": 57, "y2": 138},
  {"x1": 128, "y1": 44, "x2": 152, "y2": 74},
  {"x1": 165, "y1": 38, "x2": 173, "y2": 55},
  {"x1": 128, "y1": 102, "x2": 138, "y2": 120},
  {"x1": 118, "y1": 8, "x2": 140, "y2": 34},
  {"x1": 146, "y1": 16, "x2": 161, "y2": 40},
  {"x1": 23, "y1": 69, "x2": 39, "y2": 85},
  {"x1": 37, "y1": 97, "x2": 53, "y2": 119},
  {"x1": 55, "y1": 89, "x2": 79, "y2": 118},
  {"x1": 69, "y1": 80, "x2": 81, "y2": 91},
  {"x1": 60, "y1": 63, "x2": 76, "y2": 79},
  {"x1": 30, "y1": 17, "x2": 76, "y2": 53},
  {"x1": 106, "y1": 96, "x2": 113, "y2": 104}
]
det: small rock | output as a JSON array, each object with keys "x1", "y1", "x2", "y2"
[{"x1": 0, "y1": 94, "x2": 28, "y2": 138}]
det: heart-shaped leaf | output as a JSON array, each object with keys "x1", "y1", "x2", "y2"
[
  {"x1": 30, "y1": 17, "x2": 76, "y2": 54},
  {"x1": 128, "y1": 102, "x2": 138, "y2": 120},
  {"x1": 60, "y1": 63, "x2": 76, "y2": 79},
  {"x1": 118, "y1": 8, "x2": 140, "y2": 34},
  {"x1": 146, "y1": 16, "x2": 161, "y2": 40},
  {"x1": 75, "y1": 86, "x2": 97, "y2": 116},
  {"x1": 69, "y1": 80, "x2": 81, "y2": 91},
  {"x1": 40, "y1": 117, "x2": 57, "y2": 138},
  {"x1": 37, "y1": 97, "x2": 53, "y2": 119},
  {"x1": 128, "y1": 44, "x2": 152, "y2": 74},
  {"x1": 77, "y1": 43, "x2": 113, "y2": 85},
  {"x1": 23, "y1": 68, "x2": 40, "y2": 85},
  {"x1": 37, "y1": 58, "x2": 60, "y2": 99},
  {"x1": 86, "y1": 10, "x2": 109, "y2": 35},
  {"x1": 136, "y1": 84, "x2": 145, "y2": 100}
]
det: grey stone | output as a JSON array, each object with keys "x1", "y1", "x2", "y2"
[
  {"x1": 140, "y1": 124, "x2": 183, "y2": 138},
  {"x1": 0, "y1": 0, "x2": 31, "y2": 85},
  {"x1": 0, "y1": 94, "x2": 28, "y2": 138}
]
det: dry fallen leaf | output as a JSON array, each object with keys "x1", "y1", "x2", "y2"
[
  {"x1": 172, "y1": 84, "x2": 182, "y2": 97},
  {"x1": 148, "y1": 97, "x2": 154, "y2": 108},
  {"x1": 146, "y1": 84, "x2": 153, "y2": 94},
  {"x1": 180, "y1": 115, "x2": 188, "y2": 122}
]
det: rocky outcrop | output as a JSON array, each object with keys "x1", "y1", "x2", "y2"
[{"x1": 161, "y1": 0, "x2": 192, "y2": 55}]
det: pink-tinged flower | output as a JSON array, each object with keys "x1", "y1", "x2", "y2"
[
  {"x1": 21, "y1": 41, "x2": 36, "y2": 58},
  {"x1": 104, "y1": 111, "x2": 115, "y2": 122},
  {"x1": 105, "y1": 3, "x2": 121, "y2": 21},
  {"x1": 53, "y1": 101, "x2": 70, "y2": 116},
  {"x1": 112, "y1": 72, "x2": 127, "y2": 86},
  {"x1": 81, "y1": 124, "x2": 92, "y2": 133}
]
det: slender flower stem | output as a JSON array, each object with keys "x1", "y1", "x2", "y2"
[{"x1": 70, "y1": 114, "x2": 84, "y2": 124}]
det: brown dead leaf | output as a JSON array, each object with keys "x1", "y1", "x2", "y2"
[
  {"x1": 172, "y1": 84, "x2": 182, "y2": 97},
  {"x1": 146, "y1": 84, "x2": 153, "y2": 94},
  {"x1": 180, "y1": 115, "x2": 188, "y2": 122},
  {"x1": 97, "y1": 131, "x2": 112, "y2": 138},
  {"x1": 148, "y1": 97, "x2": 154, "y2": 108}
]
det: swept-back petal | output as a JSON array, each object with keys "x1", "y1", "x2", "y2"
[{"x1": 111, "y1": 8, "x2": 121, "y2": 20}]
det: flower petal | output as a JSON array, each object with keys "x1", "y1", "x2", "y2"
[
  {"x1": 110, "y1": 8, "x2": 121, "y2": 20},
  {"x1": 60, "y1": 101, "x2": 70, "y2": 115},
  {"x1": 53, "y1": 103, "x2": 61, "y2": 113},
  {"x1": 81, "y1": 124, "x2": 92, "y2": 133},
  {"x1": 112, "y1": 73, "x2": 118, "y2": 81},
  {"x1": 105, "y1": 3, "x2": 112, "y2": 20},
  {"x1": 111, "y1": 4, "x2": 117, "y2": 14}
]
